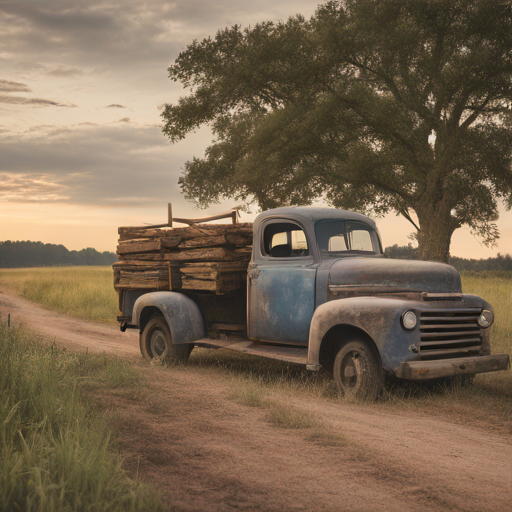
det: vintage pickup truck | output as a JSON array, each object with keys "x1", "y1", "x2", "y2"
[{"x1": 117, "y1": 207, "x2": 510, "y2": 399}]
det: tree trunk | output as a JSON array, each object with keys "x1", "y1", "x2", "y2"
[{"x1": 415, "y1": 204, "x2": 457, "y2": 263}]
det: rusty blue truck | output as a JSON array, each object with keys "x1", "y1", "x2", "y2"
[{"x1": 116, "y1": 206, "x2": 510, "y2": 400}]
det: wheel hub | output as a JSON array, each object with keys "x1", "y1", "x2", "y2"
[
  {"x1": 341, "y1": 351, "x2": 361, "y2": 389},
  {"x1": 150, "y1": 329, "x2": 167, "y2": 357}
]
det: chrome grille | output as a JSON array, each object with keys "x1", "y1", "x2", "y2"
[{"x1": 418, "y1": 310, "x2": 482, "y2": 360}]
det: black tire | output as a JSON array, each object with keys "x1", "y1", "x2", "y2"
[
  {"x1": 333, "y1": 340, "x2": 383, "y2": 401},
  {"x1": 140, "y1": 315, "x2": 193, "y2": 364}
]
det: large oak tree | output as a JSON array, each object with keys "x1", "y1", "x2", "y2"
[{"x1": 162, "y1": 0, "x2": 512, "y2": 262}]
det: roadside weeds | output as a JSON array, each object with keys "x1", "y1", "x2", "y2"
[{"x1": 0, "y1": 322, "x2": 163, "y2": 512}]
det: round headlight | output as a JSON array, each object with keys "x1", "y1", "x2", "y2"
[
  {"x1": 402, "y1": 310, "x2": 418, "y2": 330},
  {"x1": 477, "y1": 309, "x2": 493, "y2": 328}
]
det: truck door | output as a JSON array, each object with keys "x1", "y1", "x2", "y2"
[{"x1": 248, "y1": 221, "x2": 316, "y2": 344}]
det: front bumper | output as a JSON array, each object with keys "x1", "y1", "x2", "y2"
[{"x1": 394, "y1": 353, "x2": 510, "y2": 380}]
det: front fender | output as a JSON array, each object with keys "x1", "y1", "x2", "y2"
[
  {"x1": 308, "y1": 296, "x2": 420, "y2": 371},
  {"x1": 133, "y1": 292, "x2": 206, "y2": 344}
]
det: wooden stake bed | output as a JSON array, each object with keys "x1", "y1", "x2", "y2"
[{"x1": 114, "y1": 215, "x2": 252, "y2": 295}]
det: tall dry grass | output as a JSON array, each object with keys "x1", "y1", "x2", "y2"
[
  {"x1": 0, "y1": 267, "x2": 118, "y2": 323},
  {"x1": 461, "y1": 271, "x2": 512, "y2": 355},
  {"x1": 0, "y1": 322, "x2": 161, "y2": 512}
]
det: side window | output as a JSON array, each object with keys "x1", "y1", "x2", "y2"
[{"x1": 263, "y1": 222, "x2": 309, "y2": 258}]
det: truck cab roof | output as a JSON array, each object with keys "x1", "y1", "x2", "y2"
[{"x1": 254, "y1": 206, "x2": 378, "y2": 231}]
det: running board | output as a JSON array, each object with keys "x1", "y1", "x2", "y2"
[{"x1": 196, "y1": 338, "x2": 308, "y2": 365}]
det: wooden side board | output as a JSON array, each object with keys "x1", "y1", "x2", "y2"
[{"x1": 115, "y1": 222, "x2": 252, "y2": 294}]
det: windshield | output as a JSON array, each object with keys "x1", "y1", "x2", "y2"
[{"x1": 315, "y1": 219, "x2": 381, "y2": 258}]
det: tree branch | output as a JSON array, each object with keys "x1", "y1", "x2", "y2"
[
  {"x1": 460, "y1": 94, "x2": 493, "y2": 131},
  {"x1": 399, "y1": 208, "x2": 420, "y2": 231}
]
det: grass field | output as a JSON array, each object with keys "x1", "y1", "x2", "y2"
[
  {"x1": 0, "y1": 267, "x2": 119, "y2": 323},
  {"x1": 0, "y1": 266, "x2": 509, "y2": 354},
  {"x1": 0, "y1": 322, "x2": 162, "y2": 512},
  {"x1": 0, "y1": 266, "x2": 510, "y2": 425}
]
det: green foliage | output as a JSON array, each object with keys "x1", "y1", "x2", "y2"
[
  {"x1": 0, "y1": 240, "x2": 117, "y2": 268},
  {"x1": 384, "y1": 244, "x2": 419, "y2": 260},
  {"x1": 0, "y1": 324, "x2": 161, "y2": 512},
  {"x1": 384, "y1": 245, "x2": 512, "y2": 273},
  {"x1": 162, "y1": 0, "x2": 512, "y2": 262}
]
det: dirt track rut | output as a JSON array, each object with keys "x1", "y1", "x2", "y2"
[{"x1": 1, "y1": 289, "x2": 511, "y2": 511}]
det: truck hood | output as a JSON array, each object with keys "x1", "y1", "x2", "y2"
[{"x1": 328, "y1": 257, "x2": 461, "y2": 294}]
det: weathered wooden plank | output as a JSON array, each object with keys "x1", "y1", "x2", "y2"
[
  {"x1": 117, "y1": 240, "x2": 162, "y2": 254},
  {"x1": 180, "y1": 271, "x2": 245, "y2": 293},
  {"x1": 117, "y1": 247, "x2": 246, "y2": 262},
  {"x1": 160, "y1": 237, "x2": 183, "y2": 249},
  {"x1": 234, "y1": 247, "x2": 252, "y2": 256},
  {"x1": 119, "y1": 270, "x2": 168, "y2": 279},
  {"x1": 179, "y1": 269, "x2": 248, "y2": 279},
  {"x1": 116, "y1": 253, "x2": 168, "y2": 261},
  {"x1": 118, "y1": 223, "x2": 252, "y2": 241},
  {"x1": 181, "y1": 279, "x2": 217, "y2": 291},
  {"x1": 168, "y1": 223, "x2": 253, "y2": 237},
  {"x1": 118, "y1": 227, "x2": 173, "y2": 240},
  {"x1": 180, "y1": 261, "x2": 250, "y2": 270},
  {"x1": 116, "y1": 281, "x2": 169, "y2": 290},
  {"x1": 178, "y1": 235, "x2": 227, "y2": 249},
  {"x1": 166, "y1": 247, "x2": 248, "y2": 262},
  {"x1": 178, "y1": 232, "x2": 252, "y2": 249},
  {"x1": 113, "y1": 259, "x2": 169, "y2": 267}
]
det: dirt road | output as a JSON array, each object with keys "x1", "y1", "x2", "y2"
[{"x1": 1, "y1": 289, "x2": 511, "y2": 512}]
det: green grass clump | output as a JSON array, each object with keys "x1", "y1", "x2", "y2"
[
  {"x1": 0, "y1": 267, "x2": 118, "y2": 323},
  {"x1": 267, "y1": 403, "x2": 316, "y2": 429},
  {"x1": 0, "y1": 323, "x2": 161, "y2": 512},
  {"x1": 230, "y1": 378, "x2": 267, "y2": 407}
]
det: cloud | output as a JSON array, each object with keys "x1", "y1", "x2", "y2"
[
  {"x1": 0, "y1": 0, "x2": 318, "y2": 80},
  {"x1": 0, "y1": 95, "x2": 76, "y2": 107},
  {"x1": 0, "y1": 79, "x2": 31, "y2": 92},
  {"x1": 47, "y1": 66, "x2": 83, "y2": 77},
  {"x1": 0, "y1": 121, "x2": 201, "y2": 207},
  {"x1": 106, "y1": 104, "x2": 126, "y2": 108},
  {"x1": 0, "y1": 173, "x2": 70, "y2": 202}
]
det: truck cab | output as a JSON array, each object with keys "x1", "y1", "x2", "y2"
[{"x1": 119, "y1": 206, "x2": 510, "y2": 400}]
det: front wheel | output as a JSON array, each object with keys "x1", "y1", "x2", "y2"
[
  {"x1": 140, "y1": 315, "x2": 193, "y2": 364},
  {"x1": 333, "y1": 340, "x2": 383, "y2": 401}
]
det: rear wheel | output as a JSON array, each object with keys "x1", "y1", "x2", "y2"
[
  {"x1": 333, "y1": 340, "x2": 383, "y2": 401},
  {"x1": 140, "y1": 315, "x2": 193, "y2": 364}
]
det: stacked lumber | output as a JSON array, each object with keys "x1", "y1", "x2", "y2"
[{"x1": 114, "y1": 223, "x2": 252, "y2": 294}]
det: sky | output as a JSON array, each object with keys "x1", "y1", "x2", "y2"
[{"x1": 1, "y1": 0, "x2": 512, "y2": 258}]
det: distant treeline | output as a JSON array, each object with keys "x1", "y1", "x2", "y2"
[
  {"x1": 385, "y1": 244, "x2": 512, "y2": 272},
  {"x1": 0, "y1": 241, "x2": 118, "y2": 268}
]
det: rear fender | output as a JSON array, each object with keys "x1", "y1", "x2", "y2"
[
  {"x1": 133, "y1": 292, "x2": 206, "y2": 344},
  {"x1": 308, "y1": 297, "x2": 417, "y2": 371}
]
